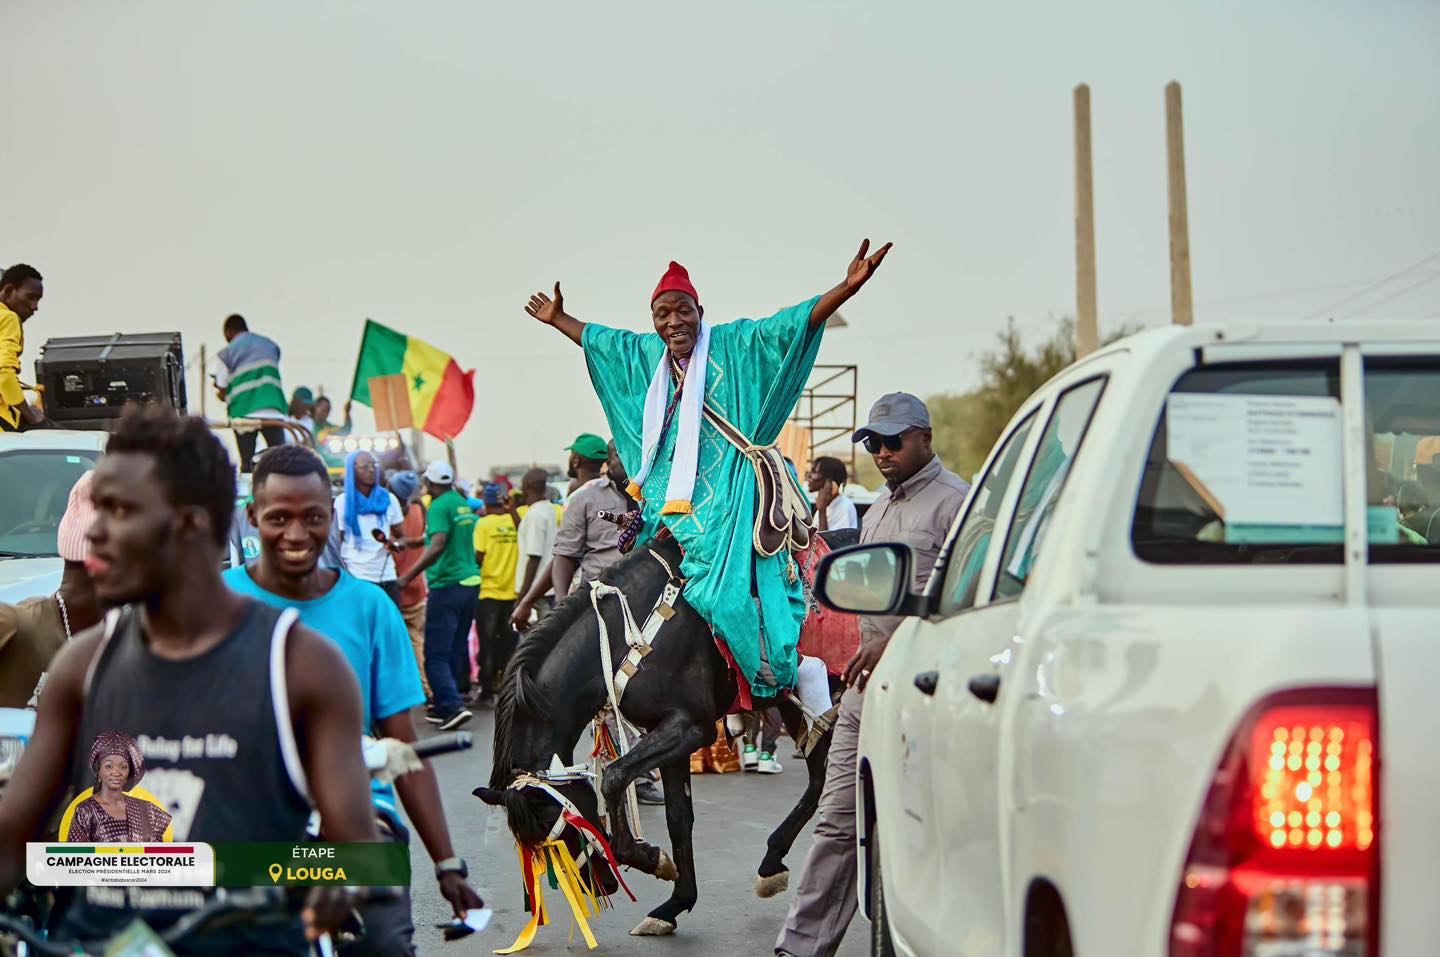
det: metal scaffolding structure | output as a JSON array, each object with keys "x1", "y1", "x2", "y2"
[{"x1": 786, "y1": 363, "x2": 859, "y2": 478}]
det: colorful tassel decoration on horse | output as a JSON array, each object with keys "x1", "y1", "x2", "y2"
[{"x1": 495, "y1": 840, "x2": 605, "y2": 954}]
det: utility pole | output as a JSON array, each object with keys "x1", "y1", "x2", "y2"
[
  {"x1": 1073, "y1": 84, "x2": 1099, "y2": 357},
  {"x1": 1165, "y1": 81, "x2": 1194, "y2": 326},
  {"x1": 198, "y1": 343, "x2": 206, "y2": 417}
]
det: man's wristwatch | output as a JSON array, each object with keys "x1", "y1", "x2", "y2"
[{"x1": 435, "y1": 857, "x2": 468, "y2": 880}]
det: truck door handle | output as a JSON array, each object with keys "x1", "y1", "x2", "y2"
[
  {"x1": 967, "y1": 674, "x2": 1001, "y2": 703},
  {"x1": 913, "y1": 671, "x2": 940, "y2": 696}
]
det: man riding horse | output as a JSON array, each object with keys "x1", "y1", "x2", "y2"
[{"x1": 524, "y1": 239, "x2": 892, "y2": 706}]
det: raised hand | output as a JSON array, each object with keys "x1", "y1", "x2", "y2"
[
  {"x1": 525, "y1": 283, "x2": 566, "y2": 326},
  {"x1": 844, "y1": 239, "x2": 894, "y2": 296}
]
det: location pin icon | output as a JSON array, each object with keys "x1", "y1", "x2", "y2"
[{"x1": 268, "y1": 863, "x2": 283, "y2": 883}]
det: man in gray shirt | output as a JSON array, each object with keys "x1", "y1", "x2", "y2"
[
  {"x1": 510, "y1": 439, "x2": 634, "y2": 625},
  {"x1": 777, "y1": 392, "x2": 969, "y2": 957}
]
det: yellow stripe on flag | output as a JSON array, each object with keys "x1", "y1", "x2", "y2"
[{"x1": 402, "y1": 337, "x2": 451, "y2": 425}]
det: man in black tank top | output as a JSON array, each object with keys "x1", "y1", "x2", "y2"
[{"x1": 0, "y1": 406, "x2": 382, "y2": 955}]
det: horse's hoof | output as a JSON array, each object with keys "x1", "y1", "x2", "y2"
[
  {"x1": 755, "y1": 870, "x2": 789, "y2": 898},
  {"x1": 630, "y1": 917, "x2": 677, "y2": 937},
  {"x1": 654, "y1": 850, "x2": 679, "y2": 882}
]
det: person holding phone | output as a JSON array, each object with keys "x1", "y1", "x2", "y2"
[{"x1": 807, "y1": 455, "x2": 858, "y2": 532}]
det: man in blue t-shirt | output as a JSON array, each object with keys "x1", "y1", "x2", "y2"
[{"x1": 223, "y1": 446, "x2": 483, "y2": 954}]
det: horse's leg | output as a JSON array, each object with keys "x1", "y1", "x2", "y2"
[
  {"x1": 755, "y1": 697, "x2": 835, "y2": 898},
  {"x1": 631, "y1": 756, "x2": 699, "y2": 936},
  {"x1": 599, "y1": 711, "x2": 707, "y2": 883}
]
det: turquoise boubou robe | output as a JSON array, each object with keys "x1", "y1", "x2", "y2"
[{"x1": 582, "y1": 296, "x2": 823, "y2": 699}]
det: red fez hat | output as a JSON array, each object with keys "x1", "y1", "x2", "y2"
[{"x1": 651, "y1": 261, "x2": 700, "y2": 306}]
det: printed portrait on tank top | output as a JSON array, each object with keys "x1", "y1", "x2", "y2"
[{"x1": 59, "y1": 731, "x2": 176, "y2": 843}]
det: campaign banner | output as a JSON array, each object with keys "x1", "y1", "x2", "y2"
[
  {"x1": 28, "y1": 843, "x2": 215, "y2": 887},
  {"x1": 28, "y1": 842, "x2": 410, "y2": 887},
  {"x1": 212, "y1": 843, "x2": 411, "y2": 887}
]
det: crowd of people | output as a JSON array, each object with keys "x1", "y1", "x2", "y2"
[{"x1": 0, "y1": 240, "x2": 983, "y2": 957}]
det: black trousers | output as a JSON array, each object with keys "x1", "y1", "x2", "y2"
[
  {"x1": 235, "y1": 425, "x2": 288, "y2": 473},
  {"x1": 475, "y1": 598, "x2": 517, "y2": 694},
  {"x1": 341, "y1": 809, "x2": 415, "y2": 956}
]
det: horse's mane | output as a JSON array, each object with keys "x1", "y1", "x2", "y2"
[
  {"x1": 489, "y1": 534, "x2": 684, "y2": 791},
  {"x1": 489, "y1": 584, "x2": 594, "y2": 789}
]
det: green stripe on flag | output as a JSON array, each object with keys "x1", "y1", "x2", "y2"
[
  {"x1": 48, "y1": 846, "x2": 93, "y2": 853},
  {"x1": 350, "y1": 320, "x2": 408, "y2": 407}
]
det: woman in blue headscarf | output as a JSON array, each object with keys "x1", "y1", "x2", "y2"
[{"x1": 333, "y1": 449, "x2": 406, "y2": 604}]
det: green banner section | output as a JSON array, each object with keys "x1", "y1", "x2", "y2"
[{"x1": 212, "y1": 843, "x2": 410, "y2": 888}]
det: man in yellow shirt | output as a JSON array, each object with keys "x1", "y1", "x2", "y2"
[
  {"x1": 472, "y1": 482, "x2": 519, "y2": 705},
  {"x1": 0, "y1": 264, "x2": 45, "y2": 431}
]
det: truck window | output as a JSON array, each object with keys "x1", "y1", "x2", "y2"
[
  {"x1": 1131, "y1": 361, "x2": 1342, "y2": 564},
  {"x1": 994, "y1": 377, "x2": 1107, "y2": 600},
  {"x1": 1366, "y1": 360, "x2": 1440, "y2": 562},
  {"x1": 937, "y1": 411, "x2": 1037, "y2": 615}
]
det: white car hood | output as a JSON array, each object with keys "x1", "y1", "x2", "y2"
[{"x1": 0, "y1": 557, "x2": 63, "y2": 604}]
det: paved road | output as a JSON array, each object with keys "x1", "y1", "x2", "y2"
[{"x1": 406, "y1": 707, "x2": 865, "y2": 956}]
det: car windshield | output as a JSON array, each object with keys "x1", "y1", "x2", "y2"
[{"x1": 0, "y1": 450, "x2": 99, "y2": 558}]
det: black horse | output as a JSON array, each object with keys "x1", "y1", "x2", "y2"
[{"x1": 474, "y1": 528, "x2": 854, "y2": 936}]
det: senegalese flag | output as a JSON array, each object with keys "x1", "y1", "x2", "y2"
[{"x1": 350, "y1": 320, "x2": 475, "y2": 440}]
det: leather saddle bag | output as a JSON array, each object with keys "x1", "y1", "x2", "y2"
[{"x1": 703, "y1": 404, "x2": 815, "y2": 558}]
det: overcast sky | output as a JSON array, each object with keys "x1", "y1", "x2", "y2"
[{"x1": 5, "y1": 1, "x2": 1438, "y2": 477}]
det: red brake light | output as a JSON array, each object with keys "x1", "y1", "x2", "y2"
[{"x1": 1170, "y1": 689, "x2": 1379, "y2": 957}]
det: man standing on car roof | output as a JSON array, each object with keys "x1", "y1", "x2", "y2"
[
  {"x1": 776, "y1": 393, "x2": 968, "y2": 957},
  {"x1": 213, "y1": 313, "x2": 289, "y2": 472},
  {"x1": 0, "y1": 263, "x2": 46, "y2": 432}
]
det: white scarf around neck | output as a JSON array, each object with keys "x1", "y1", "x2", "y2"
[{"x1": 631, "y1": 321, "x2": 710, "y2": 514}]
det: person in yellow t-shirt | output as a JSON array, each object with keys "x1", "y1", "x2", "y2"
[
  {"x1": 0, "y1": 264, "x2": 45, "y2": 432},
  {"x1": 471, "y1": 483, "x2": 519, "y2": 704}
]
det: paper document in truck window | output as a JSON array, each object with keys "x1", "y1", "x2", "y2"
[{"x1": 1165, "y1": 393, "x2": 1343, "y2": 539}]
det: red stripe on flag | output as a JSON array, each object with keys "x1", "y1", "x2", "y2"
[
  {"x1": 145, "y1": 846, "x2": 193, "y2": 854},
  {"x1": 422, "y1": 360, "x2": 475, "y2": 440}
]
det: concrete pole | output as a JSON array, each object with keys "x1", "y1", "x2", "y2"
[
  {"x1": 1074, "y1": 84, "x2": 1100, "y2": 357},
  {"x1": 1165, "y1": 81, "x2": 1195, "y2": 326}
]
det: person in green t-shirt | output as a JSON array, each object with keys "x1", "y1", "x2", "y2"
[{"x1": 396, "y1": 461, "x2": 479, "y2": 729}]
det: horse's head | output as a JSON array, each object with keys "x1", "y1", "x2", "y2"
[{"x1": 474, "y1": 769, "x2": 620, "y2": 896}]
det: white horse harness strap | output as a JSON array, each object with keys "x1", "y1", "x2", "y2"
[{"x1": 589, "y1": 581, "x2": 649, "y2": 837}]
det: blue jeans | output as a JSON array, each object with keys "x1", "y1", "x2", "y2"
[{"x1": 424, "y1": 583, "x2": 478, "y2": 714}]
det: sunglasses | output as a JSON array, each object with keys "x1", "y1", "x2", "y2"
[{"x1": 862, "y1": 427, "x2": 921, "y2": 455}]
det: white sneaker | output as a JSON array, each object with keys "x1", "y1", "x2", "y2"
[
  {"x1": 757, "y1": 751, "x2": 783, "y2": 775},
  {"x1": 741, "y1": 744, "x2": 760, "y2": 771}
]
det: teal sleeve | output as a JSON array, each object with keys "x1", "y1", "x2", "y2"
[
  {"x1": 715, "y1": 297, "x2": 824, "y2": 443},
  {"x1": 581, "y1": 323, "x2": 665, "y2": 478}
]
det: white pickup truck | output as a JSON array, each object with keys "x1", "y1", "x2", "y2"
[{"x1": 815, "y1": 319, "x2": 1438, "y2": 957}]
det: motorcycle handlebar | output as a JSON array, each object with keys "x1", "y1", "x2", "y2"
[{"x1": 411, "y1": 731, "x2": 472, "y2": 760}]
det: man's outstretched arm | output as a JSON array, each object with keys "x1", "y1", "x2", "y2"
[
  {"x1": 524, "y1": 282, "x2": 586, "y2": 346},
  {"x1": 808, "y1": 239, "x2": 894, "y2": 330}
]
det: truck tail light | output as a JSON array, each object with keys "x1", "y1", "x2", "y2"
[{"x1": 1170, "y1": 689, "x2": 1379, "y2": 956}]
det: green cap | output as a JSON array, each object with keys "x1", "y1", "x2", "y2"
[{"x1": 566, "y1": 433, "x2": 608, "y2": 461}]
